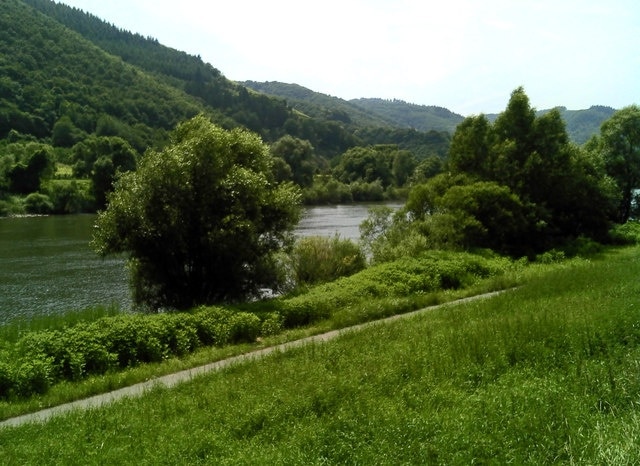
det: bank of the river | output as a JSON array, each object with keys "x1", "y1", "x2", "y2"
[{"x1": 0, "y1": 203, "x2": 403, "y2": 323}]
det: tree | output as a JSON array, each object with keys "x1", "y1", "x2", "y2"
[
  {"x1": 7, "y1": 145, "x2": 55, "y2": 194},
  {"x1": 403, "y1": 88, "x2": 616, "y2": 256},
  {"x1": 597, "y1": 105, "x2": 640, "y2": 222},
  {"x1": 270, "y1": 135, "x2": 316, "y2": 187},
  {"x1": 448, "y1": 114, "x2": 492, "y2": 179},
  {"x1": 92, "y1": 115, "x2": 302, "y2": 309},
  {"x1": 333, "y1": 145, "x2": 394, "y2": 187}
]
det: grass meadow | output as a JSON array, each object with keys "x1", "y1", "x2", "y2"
[{"x1": 1, "y1": 246, "x2": 639, "y2": 464}]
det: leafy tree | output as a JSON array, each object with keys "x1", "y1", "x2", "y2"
[
  {"x1": 403, "y1": 88, "x2": 617, "y2": 256},
  {"x1": 51, "y1": 115, "x2": 85, "y2": 147},
  {"x1": 270, "y1": 135, "x2": 317, "y2": 187},
  {"x1": 333, "y1": 145, "x2": 394, "y2": 187},
  {"x1": 409, "y1": 155, "x2": 443, "y2": 184},
  {"x1": 391, "y1": 150, "x2": 417, "y2": 187},
  {"x1": 595, "y1": 105, "x2": 640, "y2": 222},
  {"x1": 7, "y1": 145, "x2": 55, "y2": 194},
  {"x1": 448, "y1": 114, "x2": 492, "y2": 179},
  {"x1": 92, "y1": 115, "x2": 302, "y2": 309}
]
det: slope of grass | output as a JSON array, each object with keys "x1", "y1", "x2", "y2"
[{"x1": 0, "y1": 247, "x2": 639, "y2": 463}]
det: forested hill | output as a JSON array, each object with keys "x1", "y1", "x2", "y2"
[
  {"x1": 5, "y1": 0, "x2": 363, "y2": 156},
  {"x1": 244, "y1": 81, "x2": 614, "y2": 144},
  {"x1": 4, "y1": 0, "x2": 612, "y2": 157},
  {"x1": 1, "y1": 0, "x2": 206, "y2": 152},
  {"x1": 350, "y1": 98, "x2": 465, "y2": 133},
  {"x1": 241, "y1": 81, "x2": 399, "y2": 128}
]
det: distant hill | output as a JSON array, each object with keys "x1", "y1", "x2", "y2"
[
  {"x1": 10, "y1": 0, "x2": 361, "y2": 156},
  {"x1": 485, "y1": 106, "x2": 616, "y2": 145},
  {"x1": 243, "y1": 82, "x2": 613, "y2": 144},
  {"x1": 547, "y1": 106, "x2": 615, "y2": 145},
  {"x1": 241, "y1": 81, "x2": 397, "y2": 128},
  {"x1": 4, "y1": 0, "x2": 617, "y2": 159},
  {"x1": 242, "y1": 82, "x2": 465, "y2": 133},
  {"x1": 350, "y1": 98, "x2": 465, "y2": 134}
]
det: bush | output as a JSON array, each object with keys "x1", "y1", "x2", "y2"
[
  {"x1": 609, "y1": 221, "x2": 640, "y2": 245},
  {"x1": 229, "y1": 313, "x2": 262, "y2": 343},
  {"x1": 24, "y1": 192, "x2": 53, "y2": 214},
  {"x1": 279, "y1": 251, "x2": 511, "y2": 327},
  {"x1": 292, "y1": 235, "x2": 366, "y2": 285}
]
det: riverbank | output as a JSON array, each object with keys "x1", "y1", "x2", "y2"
[
  {"x1": 1, "y1": 246, "x2": 639, "y2": 463},
  {"x1": 0, "y1": 289, "x2": 509, "y2": 429},
  {"x1": 0, "y1": 204, "x2": 402, "y2": 322}
]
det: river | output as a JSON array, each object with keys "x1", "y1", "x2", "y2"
[{"x1": 0, "y1": 203, "x2": 402, "y2": 323}]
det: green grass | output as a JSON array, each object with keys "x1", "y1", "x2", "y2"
[
  {"x1": 0, "y1": 305, "x2": 123, "y2": 344},
  {"x1": 0, "y1": 247, "x2": 639, "y2": 463},
  {"x1": 0, "y1": 250, "x2": 516, "y2": 408}
]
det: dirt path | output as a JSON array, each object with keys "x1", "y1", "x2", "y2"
[{"x1": 0, "y1": 290, "x2": 507, "y2": 429}]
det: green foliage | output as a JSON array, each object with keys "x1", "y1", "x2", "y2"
[
  {"x1": 93, "y1": 115, "x2": 302, "y2": 309},
  {"x1": 302, "y1": 176, "x2": 353, "y2": 204},
  {"x1": 593, "y1": 105, "x2": 640, "y2": 223},
  {"x1": 360, "y1": 205, "x2": 428, "y2": 263},
  {"x1": 428, "y1": 87, "x2": 617, "y2": 255},
  {"x1": 292, "y1": 235, "x2": 366, "y2": 285},
  {"x1": 333, "y1": 145, "x2": 394, "y2": 187},
  {"x1": 6, "y1": 145, "x2": 55, "y2": 194},
  {"x1": 609, "y1": 221, "x2": 640, "y2": 245},
  {"x1": 269, "y1": 135, "x2": 318, "y2": 187},
  {"x1": 42, "y1": 179, "x2": 93, "y2": 214},
  {"x1": 0, "y1": 305, "x2": 283, "y2": 399},
  {"x1": 23, "y1": 192, "x2": 53, "y2": 214},
  {"x1": 278, "y1": 250, "x2": 511, "y2": 326}
]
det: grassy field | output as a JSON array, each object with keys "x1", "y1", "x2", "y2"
[{"x1": 0, "y1": 246, "x2": 639, "y2": 464}]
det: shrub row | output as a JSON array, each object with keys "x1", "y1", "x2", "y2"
[
  {"x1": 277, "y1": 250, "x2": 512, "y2": 326},
  {"x1": 0, "y1": 307, "x2": 282, "y2": 399},
  {"x1": 0, "y1": 250, "x2": 512, "y2": 399}
]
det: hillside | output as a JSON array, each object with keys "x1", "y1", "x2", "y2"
[
  {"x1": 548, "y1": 105, "x2": 616, "y2": 144},
  {"x1": 1, "y1": 0, "x2": 616, "y2": 171},
  {"x1": 351, "y1": 97, "x2": 465, "y2": 133},
  {"x1": 0, "y1": 0, "x2": 206, "y2": 152},
  {"x1": 485, "y1": 105, "x2": 616, "y2": 145},
  {"x1": 241, "y1": 81, "x2": 398, "y2": 128},
  {"x1": 244, "y1": 81, "x2": 613, "y2": 144},
  {"x1": 6, "y1": 0, "x2": 366, "y2": 157}
]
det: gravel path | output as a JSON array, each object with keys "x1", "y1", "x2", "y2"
[{"x1": 0, "y1": 290, "x2": 507, "y2": 429}]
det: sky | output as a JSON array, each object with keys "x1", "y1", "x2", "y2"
[{"x1": 58, "y1": 0, "x2": 639, "y2": 116}]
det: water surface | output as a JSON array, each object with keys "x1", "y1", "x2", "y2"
[
  {"x1": 0, "y1": 215, "x2": 130, "y2": 323},
  {"x1": 0, "y1": 202, "x2": 403, "y2": 322}
]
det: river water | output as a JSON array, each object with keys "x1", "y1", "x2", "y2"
[{"x1": 0, "y1": 203, "x2": 402, "y2": 323}]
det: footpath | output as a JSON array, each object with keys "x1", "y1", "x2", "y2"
[{"x1": 0, "y1": 290, "x2": 507, "y2": 429}]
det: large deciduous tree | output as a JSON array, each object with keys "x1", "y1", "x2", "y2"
[
  {"x1": 596, "y1": 105, "x2": 640, "y2": 222},
  {"x1": 92, "y1": 115, "x2": 301, "y2": 309},
  {"x1": 417, "y1": 87, "x2": 616, "y2": 255}
]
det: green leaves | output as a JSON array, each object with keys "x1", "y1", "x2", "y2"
[
  {"x1": 419, "y1": 87, "x2": 616, "y2": 255},
  {"x1": 93, "y1": 116, "x2": 301, "y2": 309},
  {"x1": 597, "y1": 105, "x2": 640, "y2": 222}
]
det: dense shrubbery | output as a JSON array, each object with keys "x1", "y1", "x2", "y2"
[
  {"x1": 277, "y1": 250, "x2": 513, "y2": 326},
  {"x1": 0, "y1": 307, "x2": 281, "y2": 399},
  {"x1": 0, "y1": 249, "x2": 512, "y2": 399}
]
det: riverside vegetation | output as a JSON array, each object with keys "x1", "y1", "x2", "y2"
[{"x1": 1, "y1": 239, "x2": 640, "y2": 463}]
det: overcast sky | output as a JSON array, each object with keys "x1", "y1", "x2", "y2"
[{"x1": 59, "y1": 0, "x2": 638, "y2": 115}]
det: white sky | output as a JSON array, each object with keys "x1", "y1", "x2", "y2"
[{"x1": 58, "y1": 0, "x2": 639, "y2": 115}]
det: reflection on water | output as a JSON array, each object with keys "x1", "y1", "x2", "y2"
[{"x1": 0, "y1": 202, "x2": 403, "y2": 322}]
